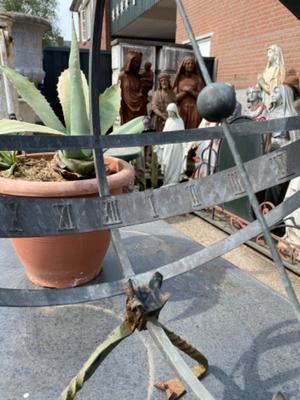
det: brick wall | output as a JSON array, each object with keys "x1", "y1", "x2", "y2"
[{"x1": 176, "y1": 0, "x2": 300, "y2": 89}]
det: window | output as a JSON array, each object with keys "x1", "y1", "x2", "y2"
[
  {"x1": 183, "y1": 33, "x2": 212, "y2": 57},
  {"x1": 197, "y1": 36, "x2": 211, "y2": 57}
]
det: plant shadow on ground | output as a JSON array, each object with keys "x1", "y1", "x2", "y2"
[{"x1": 207, "y1": 320, "x2": 300, "y2": 400}]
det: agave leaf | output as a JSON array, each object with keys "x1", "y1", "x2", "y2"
[
  {"x1": 57, "y1": 69, "x2": 89, "y2": 135},
  {"x1": 0, "y1": 150, "x2": 14, "y2": 164},
  {"x1": 0, "y1": 119, "x2": 65, "y2": 135},
  {"x1": 0, "y1": 159, "x2": 10, "y2": 168},
  {"x1": 0, "y1": 150, "x2": 17, "y2": 172},
  {"x1": 69, "y1": 19, "x2": 90, "y2": 137},
  {"x1": 0, "y1": 66, "x2": 65, "y2": 133},
  {"x1": 57, "y1": 70, "x2": 71, "y2": 133},
  {"x1": 111, "y1": 116, "x2": 145, "y2": 135},
  {"x1": 82, "y1": 72, "x2": 90, "y2": 117},
  {"x1": 58, "y1": 150, "x2": 94, "y2": 176},
  {"x1": 61, "y1": 148, "x2": 92, "y2": 161},
  {"x1": 99, "y1": 84, "x2": 121, "y2": 134},
  {"x1": 2, "y1": 162, "x2": 17, "y2": 176}
]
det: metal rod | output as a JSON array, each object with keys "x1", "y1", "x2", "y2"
[
  {"x1": 221, "y1": 121, "x2": 300, "y2": 321},
  {"x1": 89, "y1": 0, "x2": 109, "y2": 196},
  {"x1": 175, "y1": 0, "x2": 300, "y2": 323},
  {"x1": 147, "y1": 320, "x2": 215, "y2": 400},
  {"x1": 0, "y1": 116, "x2": 300, "y2": 150},
  {"x1": 174, "y1": 0, "x2": 212, "y2": 86},
  {"x1": 111, "y1": 230, "x2": 134, "y2": 277},
  {"x1": 0, "y1": 191, "x2": 298, "y2": 307},
  {"x1": 89, "y1": 0, "x2": 135, "y2": 277}
]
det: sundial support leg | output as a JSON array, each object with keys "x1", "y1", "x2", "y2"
[
  {"x1": 59, "y1": 274, "x2": 213, "y2": 400},
  {"x1": 149, "y1": 321, "x2": 211, "y2": 400},
  {"x1": 111, "y1": 229, "x2": 135, "y2": 277}
]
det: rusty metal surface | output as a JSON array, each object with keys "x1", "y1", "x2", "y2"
[
  {"x1": 124, "y1": 272, "x2": 169, "y2": 331},
  {"x1": 147, "y1": 320, "x2": 215, "y2": 400},
  {"x1": 195, "y1": 205, "x2": 300, "y2": 276},
  {"x1": 155, "y1": 365, "x2": 207, "y2": 400},
  {"x1": 154, "y1": 325, "x2": 208, "y2": 399}
]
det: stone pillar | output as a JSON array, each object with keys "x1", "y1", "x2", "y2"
[
  {"x1": 11, "y1": 13, "x2": 50, "y2": 85},
  {"x1": 10, "y1": 13, "x2": 50, "y2": 123},
  {"x1": 0, "y1": 11, "x2": 19, "y2": 119}
]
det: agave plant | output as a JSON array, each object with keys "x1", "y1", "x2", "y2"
[
  {"x1": 0, "y1": 20, "x2": 145, "y2": 177},
  {"x1": 0, "y1": 150, "x2": 17, "y2": 176}
]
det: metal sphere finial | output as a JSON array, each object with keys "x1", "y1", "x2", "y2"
[{"x1": 197, "y1": 82, "x2": 236, "y2": 122}]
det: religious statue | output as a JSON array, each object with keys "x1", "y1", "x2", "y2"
[
  {"x1": 268, "y1": 84, "x2": 300, "y2": 149},
  {"x1": 225, "y1": 84, "x2": 242, "y2": 123},
  {"x1": 151, "y1": 73, "x2": 177, "y2": 132},
  {"x1": 118, "y1": 50, "x2": 148, "y2": 124},
  {"x1": 140, "y1": 61, "x2": 154, "y2": 104},
  {"x1": 257, "y1": 44, "x2": 286, "y2": 108},
  {"x1": 277, "y1": 176, "x2": 300, "y2": 262},
  {"x1": 263, "y1": 84, "x2": 299, "y2": 210},
  {"x1": 172, "y1": 56, "x2": 204, "y2": 129},
  {"x1": 154, "y1": 103, "x2": 190, "y2": 185},
  {"x1": 283, "y1": 69, "x2": 300, "y2": 115},
  {"x1": 245, "y1": 86, "x2": 268, "y2": 121}
]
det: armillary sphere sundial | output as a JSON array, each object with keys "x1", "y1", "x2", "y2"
[{"x1": 0, "y1": 0, "x2": 299, "y2": 399}]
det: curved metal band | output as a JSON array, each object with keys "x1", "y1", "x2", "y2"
[
  {"x1": 1, "y1": 141, "x2": 298, "y2": 238},
  {"x1": 0, "y1": 117, "x2": 299, "y2": 151},
  {"x1": 0, "y1": 191, "x2": 298, "y2": 307}
]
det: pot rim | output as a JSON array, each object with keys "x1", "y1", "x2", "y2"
[{"x1": 0, "y1": 153, "x2": 134, "y2": 198}]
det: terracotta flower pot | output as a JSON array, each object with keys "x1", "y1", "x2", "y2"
[{"x1": 0, "y1": 154, "x2": 134, "y2": 288}]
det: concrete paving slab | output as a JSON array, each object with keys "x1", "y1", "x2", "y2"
[{"x1": 0, "y1": 221, "x2": 299, "y2": 400}]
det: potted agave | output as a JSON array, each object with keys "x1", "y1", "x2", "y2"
[{"x1": 0, "y1": 23, "x2": 145, "y2": 288}]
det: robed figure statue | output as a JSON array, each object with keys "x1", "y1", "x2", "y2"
[
  {"x1": 119, "y1": 50, "x2": 148, "y2": 124},
  {"x1": 172, "y1": 56, "x2": 204, "y2": 129}
]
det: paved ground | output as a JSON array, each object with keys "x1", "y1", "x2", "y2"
[
  {"x1": 168, "y1": 214, "x2": 300, "y2": 300},
  {"x1": 0, "y1": 220, "x2": 299, "y2": 400}
]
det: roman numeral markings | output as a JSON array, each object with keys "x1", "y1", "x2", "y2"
[
  {"x1": 270, "y1": 152, "x2": 295, "y2": 182},
  {"x1": 189, "y1": 182, "x2": 202, "y2": 209},
  {"x1": 53, "y1": 204, "x2": 75, "y2": 231},
  {"x1": 228, "y1": 171, "x2": 246, "y2": 196},
  {"x1": 103, "y1": 198, "x2": 122, "y2": 226}
]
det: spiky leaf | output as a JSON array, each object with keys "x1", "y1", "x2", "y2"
[
  {"x1": 111, "y1": 116, "x2": 146, "y2": 135},
  {"x1": 58, "y1": 150, "x2": 94, "y2": 176},
  {"x1": 99, "y1": 84, "x2": 121, "y2": 134},
  {"x1": 57, "y1": 69, "x2": 89, "y2": 135},
  {"x1": 0, "y1": 66, "x2": 65, "y2": 133},
  {"x1": 0, "y1": 150, "x2": 16, "y2": 169},
  {"x1": 82, "y1": 72, "x2": 90, "y2": 117},
  {"x1": 0, "y1": 119, "x2": 65, "y2": 135},
  {"x1": 69, "y1": 20, "x2": 90, "y2": 137}
]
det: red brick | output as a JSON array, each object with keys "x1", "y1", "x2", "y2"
[{"x1": 176, "y1": 0, "x2": 300, "y2": 88}]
